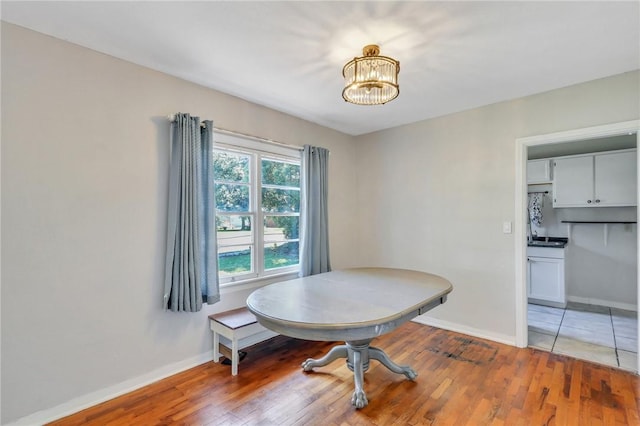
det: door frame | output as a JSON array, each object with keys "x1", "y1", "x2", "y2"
[{"x1": 514, "y1": 120, "x2": 640, "y2": 371}]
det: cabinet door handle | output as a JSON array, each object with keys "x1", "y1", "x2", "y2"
[
  {"x1": 595, "y1": 199, "x2": 601, "y2": 203},
  {"x1": 587, "y1": 200, "x2": 592, "y2": 203}
]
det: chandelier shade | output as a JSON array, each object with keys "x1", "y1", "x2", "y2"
[{"x1": 342, "y1": 45, "x2": 400, "y2": 105}]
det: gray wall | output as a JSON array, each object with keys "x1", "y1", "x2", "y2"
[
  {"x1": 1, "y1": 23, "x2": 359, "y2": 423},
  {"x1": 353, "y1": 71, "x2": 639, "y2": 340},
  {"x1": 2, "y1": 21, "x2": 639, "y2": 424}
]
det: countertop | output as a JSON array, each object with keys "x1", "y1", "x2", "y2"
[{"x1": 527, "y1": 237, "x2": 568, "y2": 248}]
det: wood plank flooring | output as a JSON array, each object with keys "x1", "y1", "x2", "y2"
[{"x1": 48, "y1": 323, "x2": 640, "y2": 425}]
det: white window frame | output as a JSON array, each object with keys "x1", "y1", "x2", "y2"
[{"x1": 214, "y1": 132, "x2": 301, "y2": 287}]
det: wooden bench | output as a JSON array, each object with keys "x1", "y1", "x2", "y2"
[{"x1": 209, "y1": 307, "x2": 278, "y2": 376}]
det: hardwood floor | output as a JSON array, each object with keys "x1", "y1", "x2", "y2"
[{"x1": 49, "y1": 323, "x2": 640, "y2": 425}]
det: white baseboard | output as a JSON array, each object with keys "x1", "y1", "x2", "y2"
[
  {"x1": 6, "y1": 350, "x2": 214, "y2": 426},
  {"x1": 567, "y1": 295, "x2": 637, "y2": 312},
  {"x1": 412, "y1": 316, "x2": 517, "y2": 347}
]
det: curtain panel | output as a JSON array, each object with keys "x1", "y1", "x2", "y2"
[
  {"x1": 300, "y1": 145, "x2": 331, "y2": 276},
  {"x1": 163, "y1": 113, "x2": 220, "y2": 312}
]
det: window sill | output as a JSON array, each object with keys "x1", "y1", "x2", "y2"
[{"x1": 219, "y1": 271, "x2": 300, "y2": 295}]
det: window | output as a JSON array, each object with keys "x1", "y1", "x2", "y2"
[{"x1": 213, "y1": 135, "x2": 300, "y2": 285}]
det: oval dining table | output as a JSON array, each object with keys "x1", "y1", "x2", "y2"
[{"x1": 246, "y1": 267, "x2": 453, "y2": 408}]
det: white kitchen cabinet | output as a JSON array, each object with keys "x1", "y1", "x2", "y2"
[
  {"x1": 552, "y1": 156, "x2": 593, "y2": 206},
  {"x1": 527, "y1": 246, "x2": 566, "y2": 308},
  {"x1": 527, "y1": 159, "x2": 552, "y2": 184},
  {"x1": 552, "y1": 149, "x2": 637, "y2": 207},
  {"x1": 594, "y1": 151, "x2": 637, "y2": 206}
]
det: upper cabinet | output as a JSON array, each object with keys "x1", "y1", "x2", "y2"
[
  {"x1": 552, "y1": 149, "x2": 637, "y2": 207},
  {"x1": 527, "y1": 159, "x2": 552, "y2": 184},
  {"x1": 552, "y1": 155, "x2": 593, "y2": 206},
  {"x1": 594, "y1": 151, "x2": 637, "y2": 206}
]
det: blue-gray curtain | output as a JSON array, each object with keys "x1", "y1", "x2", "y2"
[
  {"x1": 163, "y1": 113, "x2": 220, "y2": 312},
  {"x1": 300, "y1": 145, "x2": 331, "y2": 276}
]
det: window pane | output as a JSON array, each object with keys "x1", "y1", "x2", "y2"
[
  {"x1": 262, "y1": 188, "x2": 300, "y2": 213},
  {"x1": 262, "y1": 159, "x2": 300, "y2": 187},
  {"x1": 216, "y1": 215, "x2": 252, "y2": 234},
  {"x1": 264, "y1": 241, "x2": 299, "y2": 270},
  {"x1": 218, "y1": 245, "x2": 253, "y2": 276},
  {"x1": 215, "y1": 183, "x2": 249, "y2": 212},
  {"x1": 214, "y1": 151, "x2": 250, "y2": 183},
  {"x1": 264, "y1": 216, "x2": 299, "y2": 241}
]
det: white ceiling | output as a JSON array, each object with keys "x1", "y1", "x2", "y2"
[{"x1": 2, "y1": 1, "x2": 639, "y2": 136}]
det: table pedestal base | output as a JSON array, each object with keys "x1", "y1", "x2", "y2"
[{"x1": 301, "y1": 339, "x2": 417, "y2": 408}]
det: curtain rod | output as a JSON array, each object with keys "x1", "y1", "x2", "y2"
[{"x1": 167, "y1": 114, "x2": 303, "y2": 151}]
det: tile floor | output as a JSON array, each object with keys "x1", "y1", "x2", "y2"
[{"x1": 528, "y1": 302, "x2": 638, "y2": 372}]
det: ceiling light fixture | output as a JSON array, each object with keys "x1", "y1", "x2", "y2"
[{"x1": 342, "y1": 44, "x2": 400, "y2": 105}]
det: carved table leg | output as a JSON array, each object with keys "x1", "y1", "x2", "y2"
[
  {"x1": 369, "y1": 346, "x2": 418, "y2": 380},
  {"x1": 301, "y1": 341, "x2": 416, "y2": 409},
  {"x1": 301, "y1": 344, "x2": 348, "y2": 371},
  {"x1": 350, "y1": 348, "x2": 368, "y2": 408}
]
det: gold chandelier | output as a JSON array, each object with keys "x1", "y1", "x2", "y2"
[{"x1": 342, "y1": 44, "x2": 400, "y2": 105}]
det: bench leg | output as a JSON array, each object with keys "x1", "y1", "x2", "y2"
[
  {"x1": 231, "y1": 337, "x2": 239, "y2": 376},
  {"x1": 213, "y1": 332, "x2": 220, "y2": 363}
]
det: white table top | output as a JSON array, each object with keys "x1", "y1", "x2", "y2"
[{"x1": 246, "y1": 267, "x2": 453, "y2": 342}]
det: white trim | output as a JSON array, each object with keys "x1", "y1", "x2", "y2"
[
  {"x1": 566, "y1": 295, "x2": 637, "y2": 312},
  {"x1": 412, "y1": 317, "x2": 516, "y2": 347},
  {"x1": 5, "y1": 351, "x2": 214, "y2": 426},
  {"x1": 220, "y1": 271, "x2": 299, "y2": 294},
  {"x1": 514, "y1": 120, "x2": 640, "y2": 361},
  {"x1": 517, "y1": 120, "x2": 639, "y2": 146},
  {"x1": 515, "y1": 137, "x2": 528, "y2": 348}
]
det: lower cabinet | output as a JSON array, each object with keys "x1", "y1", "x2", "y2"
[{"x1": 527, "y1": 247, "x2": 566, "y2": 308}]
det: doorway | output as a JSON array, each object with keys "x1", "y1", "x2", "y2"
[{"x1": 514, "y1": 120, "x2": 640, "y2": 373}]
